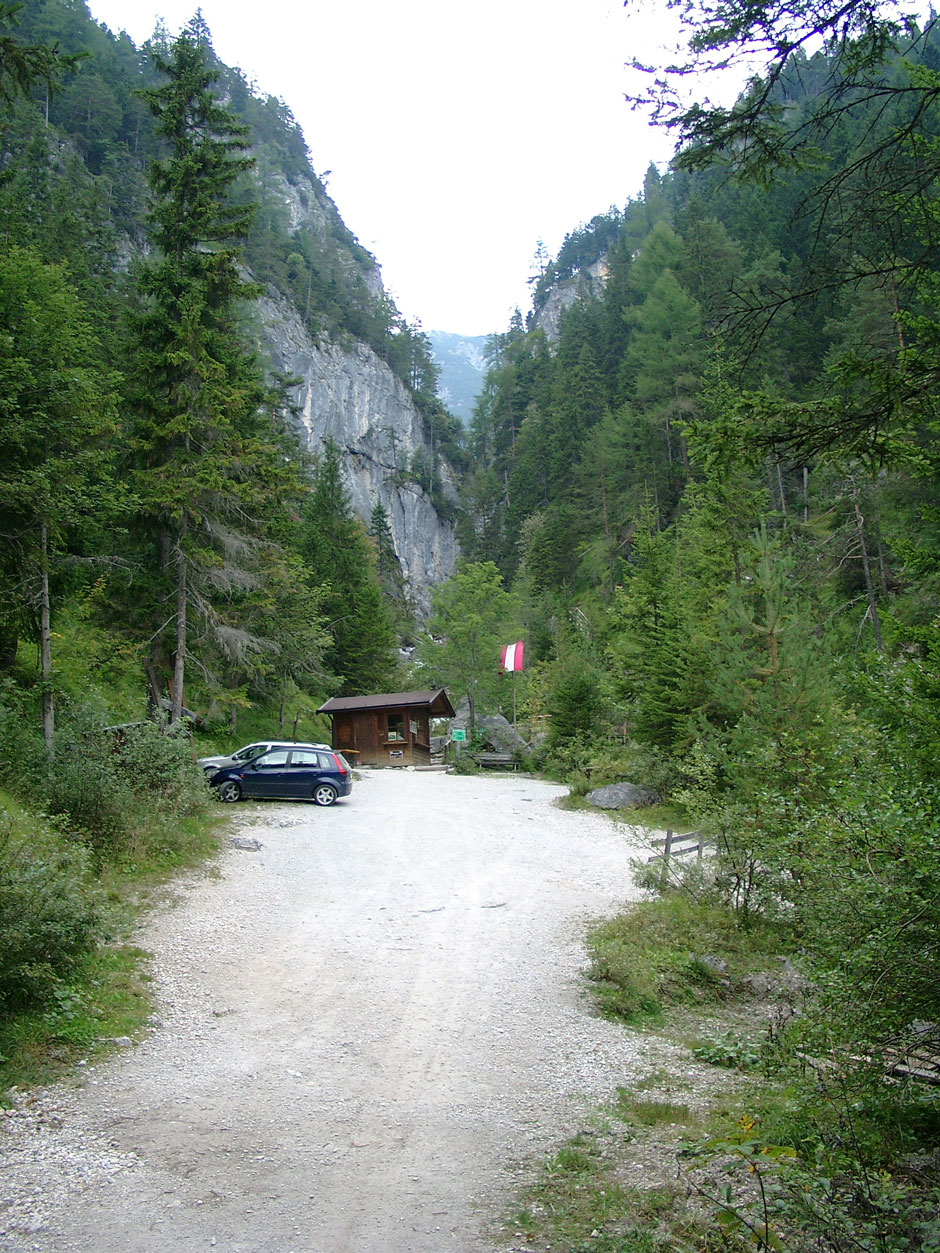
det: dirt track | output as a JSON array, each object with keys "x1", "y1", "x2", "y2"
[{"x1": 1, "y1": 768, "x2": 675, "y2": 1252}]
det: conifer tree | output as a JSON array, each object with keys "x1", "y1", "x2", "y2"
[
  {"x1": 125, "y1": 20, "x2": 301, "y2": 722},
  {"x1": 0, "y1": 247, "x2": 117, "y2": 752},
  {"x1": 304, "y1": 441, "x2": 397, "y2": 696}
]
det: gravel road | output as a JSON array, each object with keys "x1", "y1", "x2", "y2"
[{"x1": 1, "y1": 768, "x2": 679, "y2": 1252}]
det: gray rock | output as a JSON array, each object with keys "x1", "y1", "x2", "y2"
[
  {"x1": 586, "y1": 782, "x2": 660, "y2": 810},
  {"x1": 258, "y1": 282, "x2": 458, "y2": 616},
  {"x1": 477, "y1": 713, "x2": 526, "y2": 752},
  {"x1": 691, "y1": 954, "x2": 728, "y2": 975},
  {"x1": 743, "y1": 960, "x2": 812, "y2": 999},
  {"x1": 533, "y1": 257, "x2": 609, "y2": 343},
  {"x1": 449, "y1": 703, "x2": 529, "y2": 751}
]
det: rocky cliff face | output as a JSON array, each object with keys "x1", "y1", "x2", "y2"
[
  {"x1": 259, "y1": 288, "x2": 458, "y2": 613},
  {"x1": 533, "y1": 256, "x2": 609, "y2": 342}
]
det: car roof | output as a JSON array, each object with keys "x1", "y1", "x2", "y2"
[{"x1": 245, "y1": 741, "x2": 330, "y2": 750}]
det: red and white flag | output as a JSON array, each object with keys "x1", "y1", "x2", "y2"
[{"x1": 500, "y1": 640, "x2": 525, "y2": 672}]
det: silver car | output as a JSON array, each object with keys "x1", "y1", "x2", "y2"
[{"x1": 197, "y1": 740, "x2": 331, "y2": 778}]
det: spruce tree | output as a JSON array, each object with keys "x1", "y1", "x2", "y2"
[
  {"x1": 304, "y1": 441, "x2": 397, "y2": 696},
  {"x1": 0, "y1": 247, "x2": 117, "y2": 752},
  {"x1": 125, "y1": 20, "x2": 297, "y2": 722}
]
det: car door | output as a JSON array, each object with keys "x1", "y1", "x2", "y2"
[
  {"x1": 240, "y1": 749, "x2": 291, "y2": 797},
  {"x1": 284, "y1": 748, "x2": 322, "y2": 798}
]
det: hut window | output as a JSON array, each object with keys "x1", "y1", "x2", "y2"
[{"x1": 387, "y1": 713, "x2": 404, "y2": 741}]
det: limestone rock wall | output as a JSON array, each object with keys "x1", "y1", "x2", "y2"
[
  {"x1": 533, "y1": 256, "x2": 609, "y2": 342},
  {"x1": 258, "y1": 289, "x2": 458, "y2": 613}
]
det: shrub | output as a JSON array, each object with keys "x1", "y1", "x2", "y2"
[
  {"x1": 42, "y1": 711, "x2": 210, "y2": 860},
  {"x1": 0, "y1": 813, "x2": 101, "y2": 1014}
]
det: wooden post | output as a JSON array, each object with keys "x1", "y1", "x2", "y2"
[{"x1": 659, "y1": 829, "x2": 673, "y2": 889}]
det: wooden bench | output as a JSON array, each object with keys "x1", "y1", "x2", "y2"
[{"x1": 472, "y1": 751, "x2": 517, "y2": 770}]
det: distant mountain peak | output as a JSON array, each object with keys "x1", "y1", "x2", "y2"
[{"x1": 428, "y1": 331, "x2": 489, "y2": 423}]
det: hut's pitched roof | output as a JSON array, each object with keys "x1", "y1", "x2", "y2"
[{"x1": 317, "y1": 689, "x2": 455, "y2": 718}]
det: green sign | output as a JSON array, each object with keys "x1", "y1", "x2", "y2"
[{"x1": 451, "y1": 728, "x2": 467, "y2": 742}]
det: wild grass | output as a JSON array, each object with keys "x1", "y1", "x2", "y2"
[
  {"x1": 586, "y1": 891, "x2": 788, "y2": 1023},
  {"x1": 0, "y1": 773, "x2": 223, "y2": 1093},
  {"x1": 502, "y1": 1128, "x2": 718, "y2": 1252},
  {"x1": 0, "y1": 942, "x2": 154, "y2": 1090}
]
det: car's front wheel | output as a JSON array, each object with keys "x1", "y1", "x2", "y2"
[
  {"x1": 218, "y1": 780, "x2": 242, "y2": 803},
  {"x1": 312, "y1": 782, "x2": 338, "y2": 807}
]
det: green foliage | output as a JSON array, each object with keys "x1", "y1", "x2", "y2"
[
  {"x1": 0, "y1": 245, "x2": 119, "y2": 712},
  {"x1": 504, "y1": 1127, "x2": 700, "y2": 1253},
  {"x1": 690, "y1": 1032, "x2": 763, "y2": 1071},
  {"x1": 416, "y1": 561, "x2": 518, "y2": 729},
  {"x1": 546, "y1": 649, "x2": 607, "y2": 748},
  {"x1": 0, "y1": 2, "x2": 85, "y2": 105},
  {"x1": 0, "y1": 940, "x2": 153, "y2": 1087},
  {"x1": 303, "y1": 440, "x2": 398, "y2": 695},
  {"x1": 587, "y1": 892, "x2": 787, "y2": 1024},
  {"x1": 23, "y1": 710, "x2": 211, "y2": 861},
  {"x1": 0, "y1": 806, "x2": 101, "y2": 1015},
  {"x1": 683, "y1": 1078, "x2": 940, "y2": 1253}
]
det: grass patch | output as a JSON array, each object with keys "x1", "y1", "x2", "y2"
[
  {"x1": 623, "y1": 803, "x2": 690, "y2": 831},
  {"x1": 0, "y1": 942, "x2": 154, "y2": 1090},
  {"x1": 586, "y1": 892, "x2": 788, "y2": 1025},
  {"x1": 502, "y1": 1129, "x2": 715, "y2": 1252},
  {"x1": 614, "y1": 1090, "x2": 700, "y2": 1129},
  {"x1": 0, "y1": 782, "x2": 224, "y2": 1094}
]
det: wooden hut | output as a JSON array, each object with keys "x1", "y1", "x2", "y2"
[{"x1": 317, "y1": 689, "x2": 455, "y2": 768}]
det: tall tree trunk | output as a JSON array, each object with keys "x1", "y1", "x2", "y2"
[
  {"x1": 852, "y1": 478, "x2": 883, "y2": 654},
  {"x1": 171, "y1": 537, "x2": 187, "y2": 724},
  {"x1": 39, "y1": 521, "x2": 54, "y2": 759},
  {"x1": 599, "y1": 468, "x2": 615, "y2": 596}
]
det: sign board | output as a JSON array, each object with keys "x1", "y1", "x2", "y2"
[{"x1": 451, "y1": 728, "x2": 467, "y2": 742}]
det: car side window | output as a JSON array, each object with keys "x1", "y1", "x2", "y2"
[
  {"x1": 289, "y1": 751, "x2": 319, "y2": 767},
  {"x1": 257, "y1": 750, "x2": 289, "y2": 768},
  {"x1": 316, "y1": 752, "x2": 335, "y2": 769}
]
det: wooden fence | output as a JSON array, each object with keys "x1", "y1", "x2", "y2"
[{"x1": 646, "y1": 829, "x2": 709, "y2": 863}]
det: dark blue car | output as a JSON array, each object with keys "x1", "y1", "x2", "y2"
[{"x1": 211, "y1": 746, "x2": 352, "y2": 807}]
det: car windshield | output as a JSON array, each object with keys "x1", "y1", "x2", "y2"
[{"x1": 233, "y1": 744, "x2": 266, "y2": 761}]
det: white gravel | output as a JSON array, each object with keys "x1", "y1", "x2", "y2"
[{"x1": 0, "y1": 768, "x2": 679, "y2": 1252}]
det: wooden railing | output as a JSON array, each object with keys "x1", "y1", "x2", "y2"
[{"x1": 646, "y1": 829, "x2": 709, "y2": 863}]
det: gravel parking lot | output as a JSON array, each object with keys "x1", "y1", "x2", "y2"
[{"x1": 1, "y1": 768, "x2": 679, "y2": 1252}]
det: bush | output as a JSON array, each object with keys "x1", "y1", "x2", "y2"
[
  {"x1": 0, "y1": 812, "x2": 101, "y2": 1014},
  {"x1": 42, "y1": 712, "x2": 210, "y2": 860}
]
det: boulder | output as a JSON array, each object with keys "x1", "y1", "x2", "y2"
[
  {"x1": 586, "y1": 782, "x2": 660, "y2": 810},
  {"x1": 450, "y1": 702, "x2": 528, "y2": 751},
  {"x1": 477, "y1": 713, "x2": 526, "y2": 752}
]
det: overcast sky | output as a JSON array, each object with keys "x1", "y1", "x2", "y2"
[{"x1": 86, "y1": 0, "x2": 681, "y2": 336}]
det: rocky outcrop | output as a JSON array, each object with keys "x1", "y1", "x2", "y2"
[
  {"x1": 533, "y1": 256, "x2": 609, "y2": 342},
  {"x1": 258, "y1": 288, "x2": 458, "y2": 613}
]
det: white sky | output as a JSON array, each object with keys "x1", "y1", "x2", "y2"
[{"x1": 86, "y1": 0, "x2": 682, "y2": 336}]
